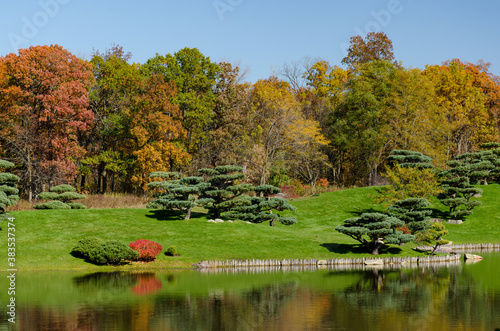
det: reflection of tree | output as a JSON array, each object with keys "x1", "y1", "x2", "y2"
[
  {"x1": 131, "y1": 274, "x2": 163, "y2": 296},
  {"x1": 150, "y1": 282, "x2": 298, "y2": 330},
  {"x1": 338, "y1": 267, "x2": 451, "y2": 324},
  {"x1": 445, "y1": 267, "x2": 500, "y2": 329}
]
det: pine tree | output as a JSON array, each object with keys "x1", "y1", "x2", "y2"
[
  {"x1": 335, "y1": 213, "x2": 415, "y2": 255},
  {"x1": 386, "y1": 150, "x2": 434, "y2": 169},
  {"x1": 225, "y1": 185, "x2": 297, "y2": 226},
  {"x1": 438, "y1": 158, "x2": 482, "y2": 220},
  {"x1": 147, "y1": 172, "x2": 206, "y2": 220},
  {"x1": 34, "y1": 184, "x2": 86, "y2": 209},
  {"x1": 0, "y1": 160, "x2": 20, "y2": 219},
  {"x1": 387, "y1": 198, "x2": 432, "y2": 234},
  {"x1": 197, "y1": 165, "x2": 254, "y2": 218}
]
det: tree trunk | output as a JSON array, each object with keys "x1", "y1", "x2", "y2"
[
  {"x1": 185, "y1": 208, "x2": 192, "y2": 220},
  {"x1": 370, "y1": 242, "x2": 384, "y2": 255},
  {"x1": 269, "y1": 219, "x2": 275, "y2": 227}
]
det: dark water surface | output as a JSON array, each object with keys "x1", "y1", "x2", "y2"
[{"x1": 1, "y1": 253, "x2": 500, "y2": 331}]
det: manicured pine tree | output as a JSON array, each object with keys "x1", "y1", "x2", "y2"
[
  {"x1": 0, "y1": 160, "x2": 20, "y2": 219},
  {"x1": 225, "y1": 185, "x2": 297, "y2": 226},
  {"x1": 386, "y1": 150, "x2": 434, "y2": 169},
  {"x1": 34, "y1": 184, "x2": 86, "y2": 209},
  {"x1": 197, "y1": 165, "x2": 254, "y2": 219},
  {"x1": 438, "y1": 159, "x2": 482, "y2": 221},
  {"x1": 387, "y1": 198, "x2": 432, "y2": 234},
  {"x1": 146, "y1": 172, "x2": 206, "y2": 220},
  {"x1": 335, "y1": 213, "x2": 415, "y2": 255}
]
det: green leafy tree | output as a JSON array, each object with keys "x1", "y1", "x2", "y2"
[
  {"x1": 375, "y1": 150, "x2": 442, "y2": 205},
  {"x1": 147, "y1": 172, "x2": 206, "y2": 220},
  {"x1": 387, "y1": 198, "x2": 432, "y2": 234},
  {"x1": 0, "y1": 160, "x2": 20, "y2": 219},
  {"x1": 336, "y1": 213, "x2": 414, "y2": 255},
  {"x1": 35, "y1": 184, "x2": 86, "y2": 209},
  {"x1": 197, "y1": 165, "x2": 254, "y2": 218},
  {"x1": 416, "y1": 223, "x2": 450, "y2": 255},
  {"x1": 142, "y1": 47, "x2": 221, "y2": 154},
  {"x1": 82, "y1": 45, "x2": 140, "y2": 193},
  {"x1": 225, "y1": 184, "x2": 297, "y2": 227}
]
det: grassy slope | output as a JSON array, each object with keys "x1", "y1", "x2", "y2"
[{"x1": 1, "y1": 184, "x2": 499, "y2": 271}]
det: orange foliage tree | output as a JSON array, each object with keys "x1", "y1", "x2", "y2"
[{"x1": 0, "y1": 45, "x2": 93, "y2": 199}]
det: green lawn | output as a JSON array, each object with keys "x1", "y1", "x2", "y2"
[{"x1": 1, "y1": 184, "x2": 499, "y2": 271}]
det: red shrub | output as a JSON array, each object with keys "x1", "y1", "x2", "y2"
[
  {"x1": 129, "y1": 239, "x2": 163, "y2": 262},
  {"x1": 317, "y1": 178, "x2": 329, "y2": 188},
  {"x1": 397, "y1": 225, "x2": 412, "y2": 234}
]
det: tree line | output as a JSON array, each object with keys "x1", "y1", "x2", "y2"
[{"x1": 1, "y1": 32, "x2": 499, "y2": 199}]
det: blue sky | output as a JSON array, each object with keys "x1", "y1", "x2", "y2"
[{"x1": 1, "y1": 0, "x2": 499, "y2": 83}]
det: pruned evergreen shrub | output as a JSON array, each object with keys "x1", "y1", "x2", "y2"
[
  {"x1": 72, "y1": 237, "x2": 103, "y2": 258},
  {"x1": 34, "y1": 200, "x2": 71, "y2": 210},
  {"x1": 35, "y1": 184, "x2": 87, "y2": 209},
  {"x1": 87, "y1": 241, "x2": 138, "y2": 265}
]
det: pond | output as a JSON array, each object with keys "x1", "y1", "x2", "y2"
[{"x1": 1, "y1": 253, "x2": 500, "y2": 331}]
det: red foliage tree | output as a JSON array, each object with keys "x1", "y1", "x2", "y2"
[{"x1": 0, "y1": 45, "x2": 93, "y2": 199}]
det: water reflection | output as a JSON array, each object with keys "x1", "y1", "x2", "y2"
[{"x1": 0, "y1": 254, "x2": 499, "y2": 330}]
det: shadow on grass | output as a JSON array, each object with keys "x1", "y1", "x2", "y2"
[
  {"x1": 146, "y1": 209, "x2": 206, "y2": 221},
  {"x1": 346, "y1": 207, "x2": 384, "y2": 217},
  {"x1": 321, "y1": 243, "x2": 403, "y2": 255},
  {"x1": 428, "y1": 208, "x2": 450, "y2": 220}
]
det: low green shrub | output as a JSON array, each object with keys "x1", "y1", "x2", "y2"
[
  {"x1": 87, "y1": 241, "x2": 138, "y2": 265},
  {"x1": 166, "y1": 245, "x2": 178, "y2": 256},
  {"x1": 34, "y1": 201, "x2": 71, "y2": 210},
  {"x1": 66, "y1": 202, "x2": 87, "y2": 209},
  {"x1": 72, "y1": 237, "x2": 103, "y2": 258}
]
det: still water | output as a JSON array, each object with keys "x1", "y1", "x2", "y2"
[{"x1": 1, "y1": 253, "x2": 500, "y2": 331}]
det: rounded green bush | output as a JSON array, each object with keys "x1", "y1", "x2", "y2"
[
  {"x1": 34, "y1": 201, "x2": 71, "y2": 209},
  {"x1": 66, "y1": 202, "x2": 87, "y2": 209},
  {"x1": 72, "y1": 237, "x2": 103, "y2": 258},
  {"x1": 50, "y1": 184, "x2": 76, "y2": 193},
  {"x1": 166, "y1": 245, "x2": 178, "y2": 256},
  {"x1": 87, "y1": 241, "x2": 139, "y2": 265}
]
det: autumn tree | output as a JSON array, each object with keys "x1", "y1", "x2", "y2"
[
  {"x1": 424, "y1": 60, "x2": 499, "y2": 158},
  {"x1": 341, "y1": 32, "x2": 395, "y2": 68},
  {"x1": 247, "y1": 77, "x2": 301, "y2": 185},
  {"x1": 330, "y1": 60, "x2": 397, "y2": 186},
  {"x1": 0, "y1": 45, "x2": 94, "y2": 199},
  {"x1": 284, "y1": 119, "x2": 330, "y2": 186},
  {"x1": 81, "y1": 44, "x2": 141, "y2": 193},
  {"x1": 195, "y1": 62, "x2": 251, "y2": 169},
  {"x1": 303, "y1": 61, "x2": 349, "y2": 183},
  {"x1": 383, "y1": 68, "x2": 448, "y2": 167},
  {"x1": 125, "y1": 75, "x2": 190, "y2": 190},
  {"x1": 375, "y1": 150, "x2": 442, "y2": 205},
  {"x1": 142, "y1": 48, "x2": 221, "y2": 155}
]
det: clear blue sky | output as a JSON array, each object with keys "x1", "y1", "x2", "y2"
[{"x1": 1, "y1": 0, "x2": 499, "y2": 82}]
